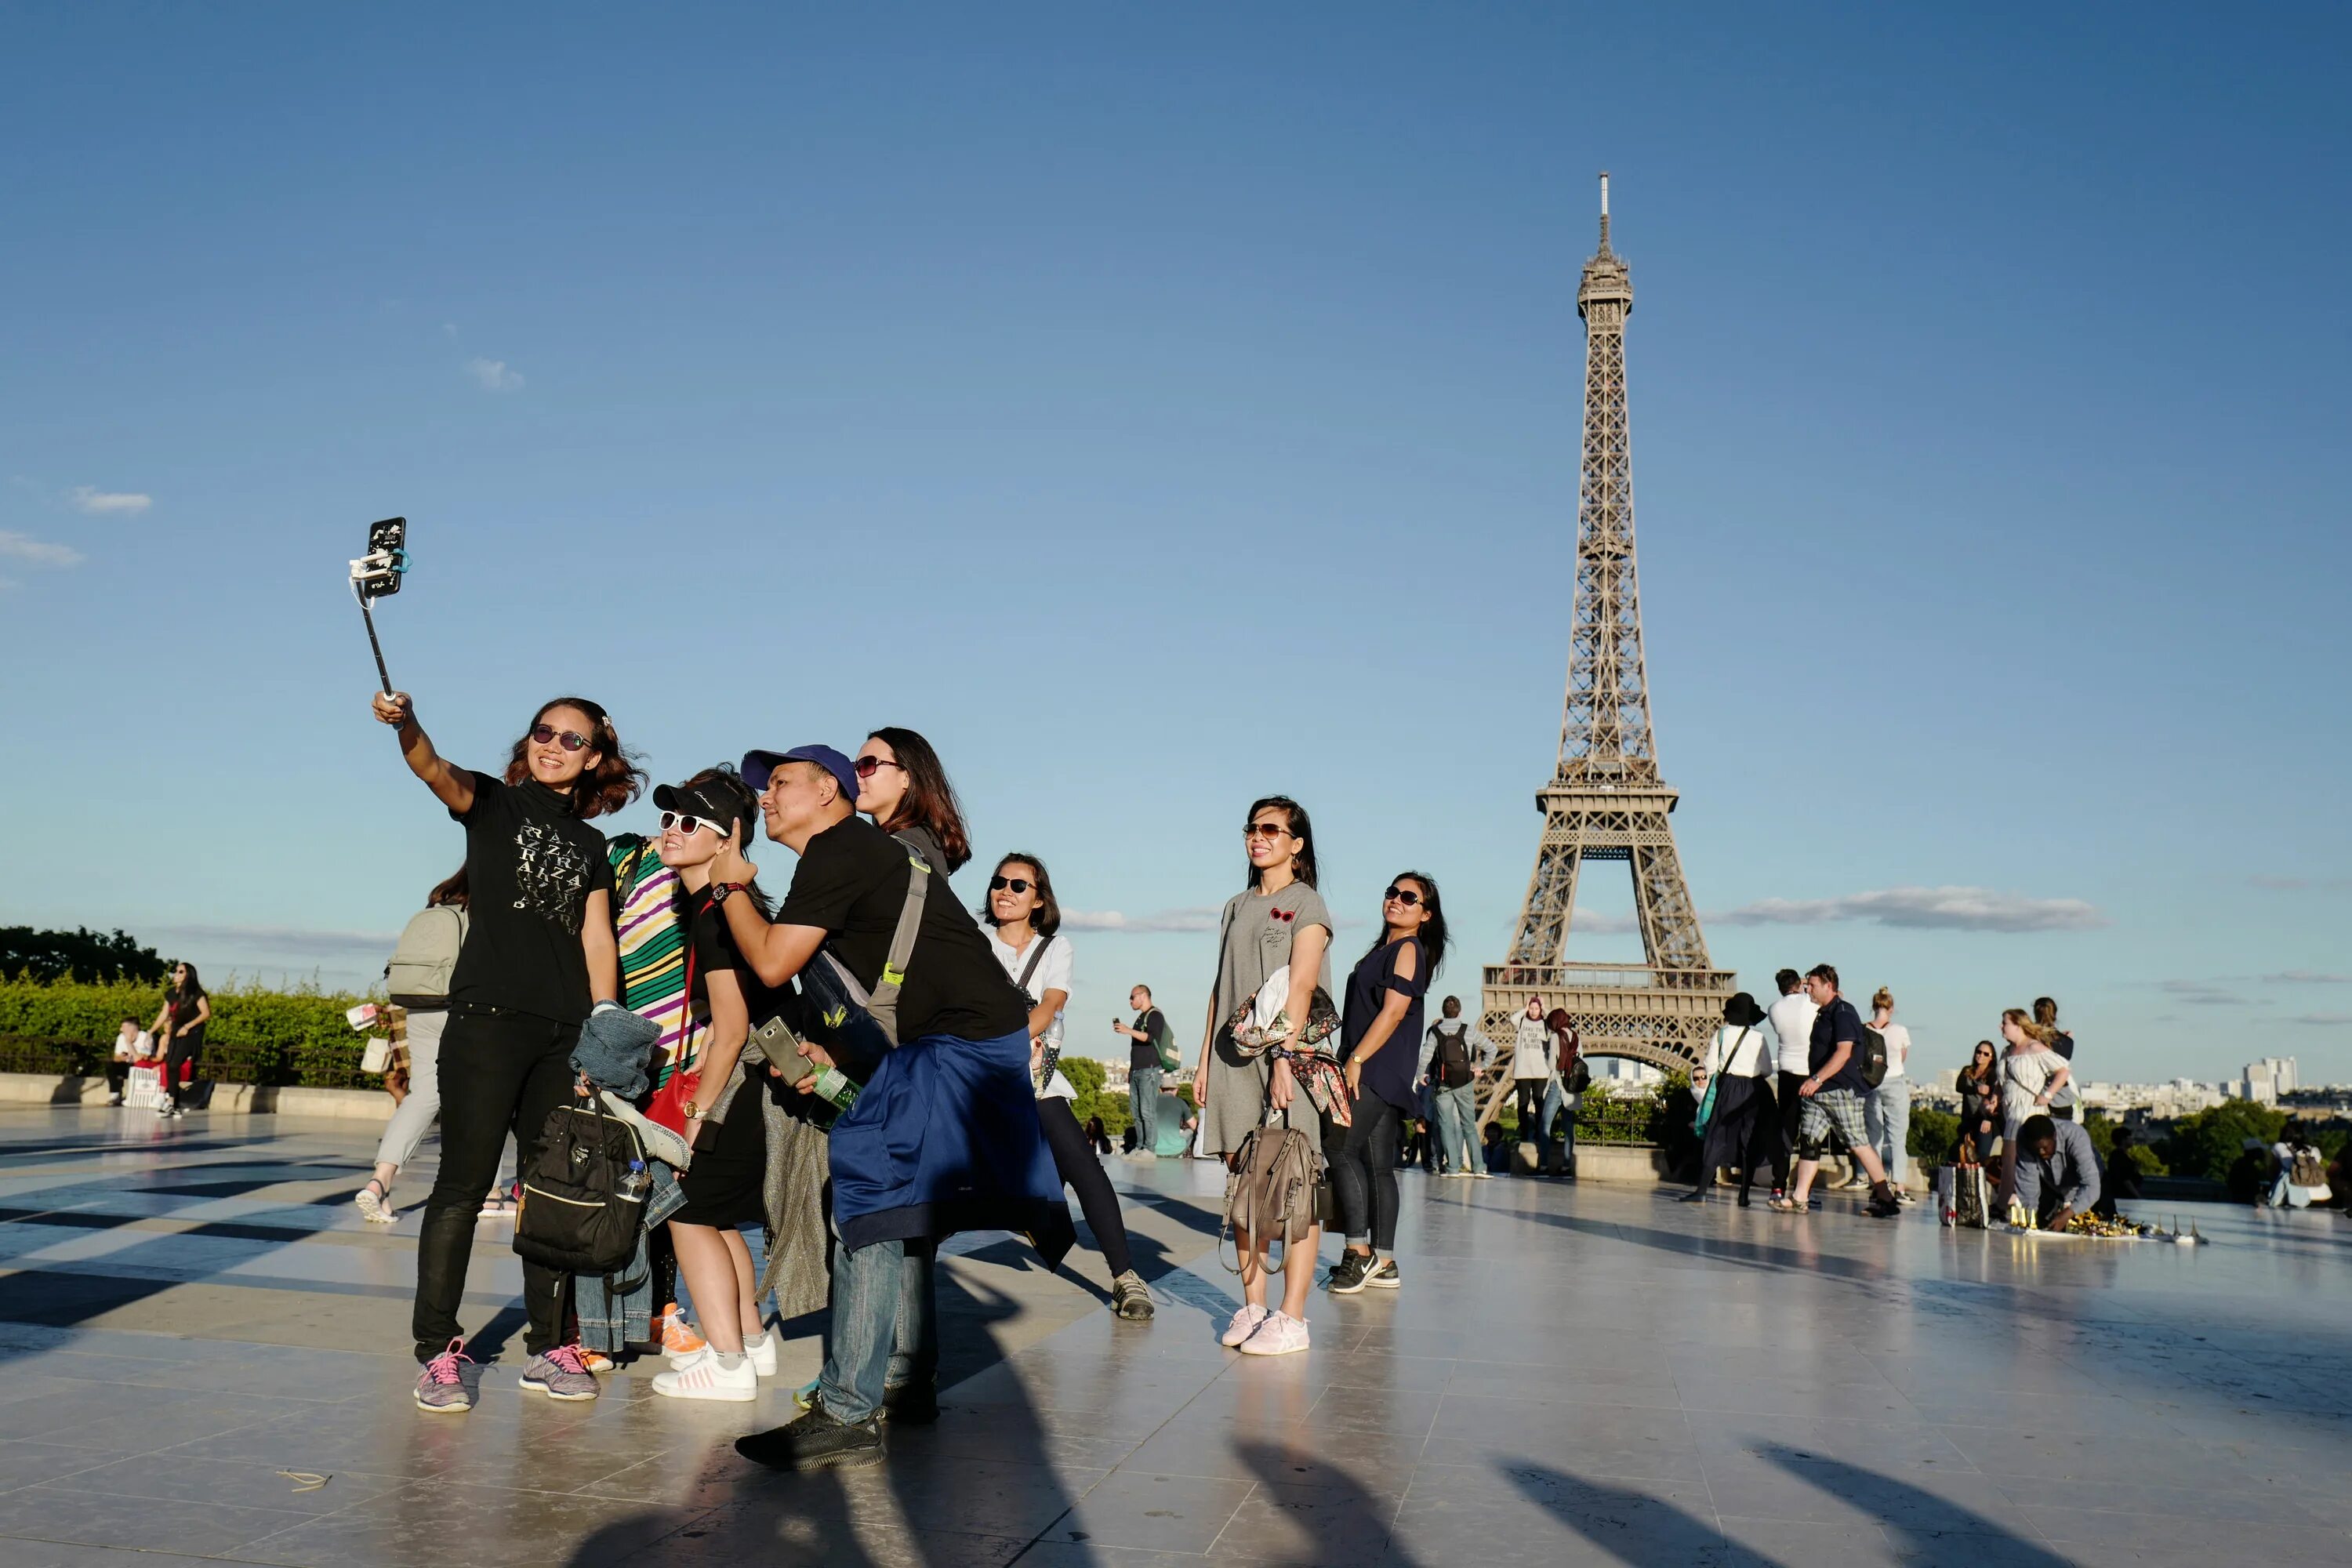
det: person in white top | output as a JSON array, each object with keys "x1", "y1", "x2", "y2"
[
  {"x1": 980, "y1": 853, "x2": 1152, "y2": 1321},
  {"x1": 105, "y1": 1017, "x2": 155, "y2": 1105},
  {"x1": 1860, "y1": 987, "x2": 1914, "y2": 1197},
  {"x1": 1506, "y1": 995, "x2": 1557, "y2": 1173},
  {"x1": 1683, "y1": 992, "x2": 1781, "y2": 1207},
  {"x1": 1997, "y1": 1007, "x2": 2071, "y2": 1203},
  {"x1": 1764, "y1": 969, "x2": 1817, "y2": 1203}
]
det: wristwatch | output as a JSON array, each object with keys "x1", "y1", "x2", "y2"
[
  {"x1": 684, "y1": 1100, "x2": 704, "y2": 1121},
  {"x1": 710, "y1": 882, "x2": 742, "y2": 906}
]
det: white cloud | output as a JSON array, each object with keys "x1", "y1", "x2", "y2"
[
  {"x1": 1710, "y1": 886, "x2": 2105, "y2": 933},
  {"x1": 68, "y1": 486, "x2": 151, "y2": 516},
  {"x1": 2265, "y1": 970, "x2": 2350, "y2": 985},
  {"x1": 1060, "y1": 907, "x2": 1221, "y2": 935},
  {"x1": 466, "y1": 357, "x2": 525, "y2": 392},
  {"x1": 1569, "y1": 907, "x2": 1643, "y2": 936},
  {"x1": 0, "y1": 529, "x2": 84, "y2": 567}
]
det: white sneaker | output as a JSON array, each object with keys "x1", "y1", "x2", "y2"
[
  {"x1": 652, "y1": 1352, "x2": 757, "y2": 1402},
  {"x1": 743, "y1": 1334, "x2": 777, "y2": 1378},
  {"x1": 1220, "y1": 1303, "x2": 1271, "y2": 1348}
]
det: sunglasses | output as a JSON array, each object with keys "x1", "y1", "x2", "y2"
[
  {"x1": 989, "y1": 876, "x2": 1033, "y2": 895},
  {"x1": 1243, "y1": 822, "x2": 1290, "y2": 840},
  {"x1": 852, "y1": 756, "x2": 905, "y2": 779},
  {"x1": 531, "y1": 722, "x2": 592, "y2": 753},
  {"x1": 659, "y1": 810, "x2": 728, "y2": 837},
  {"x1": 1382, "y1": 885, "x2": 1423, "y2": 907}
]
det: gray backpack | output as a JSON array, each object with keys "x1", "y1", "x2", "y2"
[{"x1": 386, "y1": 906, "x2": 468, "y2": 1008}]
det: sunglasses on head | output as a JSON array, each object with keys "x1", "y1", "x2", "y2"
[
  {"x1": 531, "y1": 722, "x2": 592, "y2": 753},
  {"x1": 853, "y1": 756, "x2": 904, "y2": 779},
  {"x1": 989, "y1": 876, "x2": 1033, "y2": 895},
  {"x1": 1382, "y1": 885, "x2": 1423, "y2": 907},
  {"x1": 659, "y1": 809, "x2": 728, "y2": 837}
]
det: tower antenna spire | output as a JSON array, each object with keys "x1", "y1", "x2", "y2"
[{"x1": 1598, "y1": 170, "x2": 1611, "y2": 252}]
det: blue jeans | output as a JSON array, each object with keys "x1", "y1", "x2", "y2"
[
  {"x1": 1540, "y1": 1079, "x2": 1577, "y2": 1171},
  {"x1": 1432, "y1": 1083, "x2": 1479, "y2": 1173},
  {"x1": 1864, "y1": 1077, "x2": 1911, "y2": 1187},
  {"x1": 820, "y1": 1232, "x2": 937, "y2": 1424},
  {"x1": 1130, "y1": 1065, "x2": 1162, "y2": 1153}
]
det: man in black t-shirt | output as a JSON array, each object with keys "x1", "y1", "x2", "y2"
[
  {"x1": 1113, "y1": 984, "x2": 1170, "y2": 1157},
  {"x1": 1782, "y1": 964, "x2": 1900, "y2": 1218},
  {"x1": 707, "y1": 743, "x2": 1057, "y2": 1474}
]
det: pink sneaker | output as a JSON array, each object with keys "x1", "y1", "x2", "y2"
[
  {"x1": 1236, "y1": 1311, "x2": 1309, "y2": 1356},
  {"x1": 1220, "y1": 1303, "x2": 1271, "y2": 1348}
]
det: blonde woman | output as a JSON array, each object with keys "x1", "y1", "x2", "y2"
[
  {"x1": 1862, "y1": 987, "x2": 1914, "y2": 1200},
  {"x1": 1998, "y1": 1009, "x2": 2070, "y2": 1200}
]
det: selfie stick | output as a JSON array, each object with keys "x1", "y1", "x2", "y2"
[{"x1": 348, "y1": 521, "x2": 408, "y2": 695}]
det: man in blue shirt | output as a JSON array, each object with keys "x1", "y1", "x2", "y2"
[{"x1": 1777, "y1": 964, "x2": 1900, "y2": 1218}]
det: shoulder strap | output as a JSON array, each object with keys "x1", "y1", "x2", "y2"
[
  {"x1": 862, "y1": 835, "x2": 934, "y2": 1044},
  {"x1": 1016, "y1": 934, "x2": 1053, "y2": 993}
]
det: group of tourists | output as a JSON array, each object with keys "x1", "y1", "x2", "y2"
[
  {"x1": 1950, "y1": 996, "x2": 2099, "y2": 1221},
  {"x1": 104, "y1": 964, "x2": 209, "y2": 1116},
  {"x1": 368, "y1": 685, "x2": 1476, "y2": 1468}
]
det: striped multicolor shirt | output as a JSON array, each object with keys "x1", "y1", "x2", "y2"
[{"x1": 608, "y1": 836, "x2": 690, "y2": 1086}]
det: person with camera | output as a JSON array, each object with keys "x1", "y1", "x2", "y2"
[
  {"x1": 368, "y1": 689, "x2": 639, "y2": 1414},
  {"x1": 709, "y1": 742, "x2": 1061, "y2": 1472},
  {"x1": 980, "y1": 852, "x2": 1153, "y2": 1320},
  {"x1": 1194, "y1": 796, "x2": 1334, "y2": 1357},
  {"x1": 1114, "y1": 984, "x2": 1174, "y2": 1156}
]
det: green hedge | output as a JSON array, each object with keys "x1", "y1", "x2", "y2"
[{"x1": 0, "y1": 976, "x2": 373, "y2": 1089}]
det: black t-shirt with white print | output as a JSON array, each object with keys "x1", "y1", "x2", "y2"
[
  {"x1": 776, "y1": 815, "x2": 1029, "y2": 1044},
  {"x1": 446, "y1": 771, "x2": 615, "y2": 1025}
]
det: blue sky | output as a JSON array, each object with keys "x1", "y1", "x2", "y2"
[{"x1": 4, "y1": 5, "x2": 2347, "y2": 1083}]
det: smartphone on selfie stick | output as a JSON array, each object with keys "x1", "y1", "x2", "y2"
[{"x1": 348, "y1": 517, "x2": 408, "y2": 695}]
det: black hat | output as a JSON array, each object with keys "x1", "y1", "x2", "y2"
[
  {"x1": 652, "y1": 777, "x2": 750, "y2": 842},
  {"x1": 1722, "y1": 991, "x2": 1768, "y2": 1029}
]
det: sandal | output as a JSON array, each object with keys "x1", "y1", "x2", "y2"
[
  {"x1": 355, "y1": 1179, "x2": 395, "y2": 1224},
  {"x1": 1765, "y1": 1196, "x2": 1803, "y2": 1214}
]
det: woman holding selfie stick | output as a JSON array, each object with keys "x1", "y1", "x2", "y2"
[
  {"x1": 368, "y1": 688, "x2": 640, "y2": 1414},
  {"x1": 979, "y1": 852, "x2": 1155, "y2": 1320}
]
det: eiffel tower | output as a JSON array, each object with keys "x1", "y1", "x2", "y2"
[{"x1": 1481, "y1": 174, "x2": 1735, "y2": 1079}]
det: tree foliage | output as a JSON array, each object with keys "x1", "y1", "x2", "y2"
[
  {"x1": 0, "y1": 975, "x2": 370, "y2": 1087},
  {"x1": 2158, "y1": 1100, "x2": 2291, "y2": 1182},
  {"x1": 0, "y1": 927, "x2": 169, "y2": 985}
]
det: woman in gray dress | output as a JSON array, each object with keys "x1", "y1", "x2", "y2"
[{"x1": 1196, "y1": 795, "x2": 1334, "y2": 1357}]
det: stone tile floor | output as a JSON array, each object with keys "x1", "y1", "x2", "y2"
[{"x1": 2, "y1": 1105, "x2": 2348, "y2": 1565}]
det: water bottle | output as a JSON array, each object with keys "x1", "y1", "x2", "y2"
[
  {"x1": 617, "y1": 1159, "x2": 649, "y2": 1203},
  {"x1": 811, "y1": 1067, "x2": 858, "y2": 1111}
]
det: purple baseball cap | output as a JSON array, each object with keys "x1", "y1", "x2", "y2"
[{"x1": 741, "y1": 745, "x2": 861, "y2": 807}]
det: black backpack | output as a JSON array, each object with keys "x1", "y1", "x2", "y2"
[
  {"x1": 514, "y1": 1097, "x2": 646, "y2": 1276},
  {"x1": 1432, "y1": 1023, "x2": 1474, "y2": 1089},
  {"x1": 1857, "y1": 1025, "x2": 1889, "y2": 1088}
]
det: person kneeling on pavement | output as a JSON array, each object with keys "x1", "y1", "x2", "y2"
[
  {"x1": 2010, "y1": 1114, "x2": 2101, "y2": 1232},
  {"x1": 706, "y1": 743, "x2": 1067, "y2": 1473}
]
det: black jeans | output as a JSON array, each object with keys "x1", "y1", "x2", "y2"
[
  {"x1": 412, "y1": 1007, "x2": 579, "y2": 1363},
  {"x1": 162, "y1": 1039, "x2": 201, "y2": 1108},
  {"x1": 1325, "y1": 1094, "x2": 1403, "y2": 1251},
  {"x1": 1037, "y1": 1094, "x2": 1134, "y2": 1278},
  {"x1": 105, "y1": 1061, "x2": 133, "y2": 1097}
]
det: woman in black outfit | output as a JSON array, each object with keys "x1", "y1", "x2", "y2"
[
  {"x1": 1326, "y1": 872, "x2": 1442, "y2": 1295},
  {"x1": 1955, "y1": 1040, "x2": 2002, "y2": 1166},
  {"x1": 369, "y1": 688, "x2": 640, "y2": 1414},
  {"x1": 149, "y1": 963, "x2": 209, "y2": 1120},
  {"x1": 651, "y1": 768, "x2": 781, "y2": 1403},
  {"x1": 1683, "y1": 993, "x2": 1781, "y2": 1207}
]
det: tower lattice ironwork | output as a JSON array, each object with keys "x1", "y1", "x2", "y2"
[{"x1": 1481, "y1": 175, "x2": 1735, "y2": 1081}]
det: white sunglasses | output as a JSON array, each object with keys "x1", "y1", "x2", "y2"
[{"x1": 659, "y1": 809, "x2": 728, "y2": 837}]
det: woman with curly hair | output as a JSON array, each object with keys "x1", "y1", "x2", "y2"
[{"x1": 368, "y1": 688, "x2": 643, "y2": 1414}]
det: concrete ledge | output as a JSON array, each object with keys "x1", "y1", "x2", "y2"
[{"x1": 0, "y1": 1072, "x2": 391, "y2": 1122}]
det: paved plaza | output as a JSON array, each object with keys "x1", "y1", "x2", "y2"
[{"x1": 1, "y1": 1105, "x2": 2349, "y2": 1566}]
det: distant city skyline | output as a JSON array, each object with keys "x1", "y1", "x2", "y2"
[{"x1": 2, "y1": 7, "x2": 2347, "y2": 1078}]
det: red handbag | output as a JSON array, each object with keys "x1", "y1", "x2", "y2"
[{"x1": 643, "y1": 896, "x2": 707, "y2": 1134}]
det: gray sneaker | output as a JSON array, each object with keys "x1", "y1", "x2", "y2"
[
  {"x1": 518, "y1": 1345, "x2": 600, "y2": 1402},
  {"x1": 1109, "y1": 1270, "x2": 1156, "y2": 1320},
  {"x1": 414, "y1": 1340, "x2": 476, "y2": 1414}
]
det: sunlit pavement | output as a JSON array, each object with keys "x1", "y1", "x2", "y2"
[{"x1": 2, "y1": 1105, "x2": 2348, "y2": 1566}]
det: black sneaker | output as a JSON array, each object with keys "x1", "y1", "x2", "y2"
[
  {"x1": 1864, "y1": 1183, "x2": 1902, "y2": 1218},
  {"x1": 1363, "y1": 1258, "x2": 1400, "y2": 1290},
  {"x1": 880, "y1": 1381, "x2": 938, "y2": 1426},
  {"x1": 735, "y1": 1406, "x2": 885, "y2": 1472},
  {"x1": 1327, "y1": 1250, "x2": 1374, "y2": 1294}
]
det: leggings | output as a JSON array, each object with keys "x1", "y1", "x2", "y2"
[
  {"x1": 1326, "y1": 1094, "x2": 1403, "y2": 1250},
  {"x1": 1036, "y1": 1095, "x2": 1134, "y2": 1277},
  {"x1": 1514, "y1": 1079, "x2": 1545, "y2": 1137}
]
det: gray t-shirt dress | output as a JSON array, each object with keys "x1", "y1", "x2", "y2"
[{"x1": 1196, "y1": 881, "x2": 1337, "y2": 1158}]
